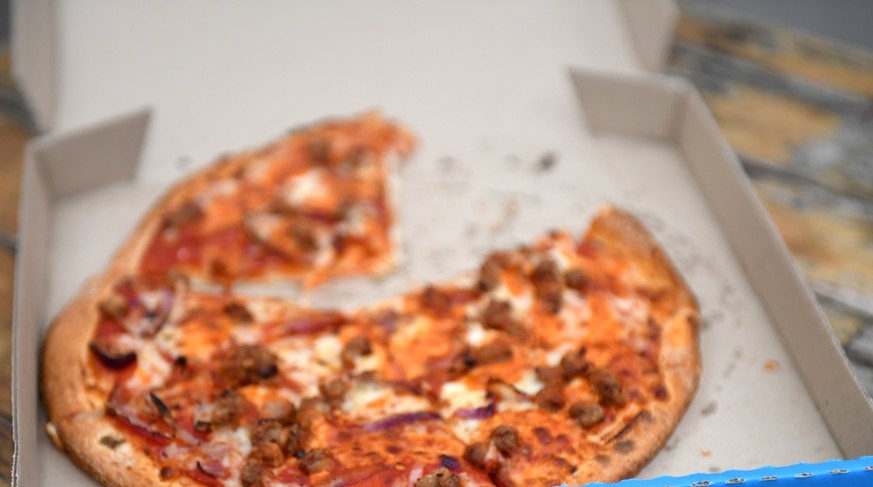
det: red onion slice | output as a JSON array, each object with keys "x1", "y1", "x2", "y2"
[
  {"x1": 196, "y1": 460, "x2": 226, "y2": 478},
  {"x1": 439, "y1": 454, "x2": 462, "y2": 472},
  {"x1": 363, "y1": 411, "x2": 441, "y2": 432},
  {"x1": 454, "y1": 403, "x2": 496, "y2": 420},
  {"x1": 281, "y1": 313, "x2": 346, "y2": 335},
  {"x1": 89, "y1": 341, "x2": 137, "y2": 369}
]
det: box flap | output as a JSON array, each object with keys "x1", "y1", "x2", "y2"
[
  {"x1": 618, "y1": 0, "x2": 679, "y2": 72},
  {"x1": 13, "y1": 109, "x2": 151, "y2": 486}
]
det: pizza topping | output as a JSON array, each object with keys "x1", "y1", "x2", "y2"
[
  {"x1": 491, "y1": 425, "x2": 520, "y2": 456},
  {"x1": 534, "y1": 365, "x2": 565, "y2": 385},
  {"x1": 532, "y1": 260, "x2": 563, "y2": 313},
  {"x1": 319, "y1": 377, "x2": 349, "y2": 406},
  {"x1": 252, "y1": 441, "x2": 284, "y2": 468},
  {"x1": 295, "y1": 398, "x2": 323, "y2": 429},
  {"x1": 260, "y1": 398, "x2": 296, "y2": 424},
  {"x1": 194, "y1": 419, "x2": 212, "y2": 433},
  {"x1": 218, "y1": 345, "x2": 279, "y2": 388},
  {"x1": 341, "y1": 336, "x2": 373, "y2": 366},
  {"x1": 288, "y1": 220, "x2": 319, "y2": 254},
  {"x1": 463, "y1": 442, "x2": 489, "y2": 470},
  {"x1": 281, "y1": 312, "x2": 346, "y2": 336},
  {"x1": 588, "y1": 367, "x2": 624, "y2": 406},
  {"x1": 98, "y1": 293, "x2": 129, "y2": 321},
  {"x1": 439, "y1": 454, "x2": 462, "y2": 471},
  {"x1": 164, "y1": 200, "x2": 204, "y2": 229},
  {"x1": 89, "y1": 340, "x2": 137, "y2": 370},
  {"x1": 485, "y1": 378, "x2": 527, "y2": 403},
  {"x1": 473, "y1": 340, "x2": 514, "y2": 365},
  {"x1": 560, "y1": 347, "x2": 590, "y2": 380},
  {"x1": 454, "y1": 402, "x2": 496, "y2": 420},
  {"x1": 250, "y1": 420, "x2": 285, "y2": 446},
  {"x1": 565, "y1": 268, "x2": 589, "y2": 293},
  {"x1": 239, "y1": 457, "x2": 266, "y2": 486},
  {"x1": 421, "y1": 286, "x2": 451, "y2": 315},
  {"x1": 534, "y1": 383, "x2": 565, "y2": 412},
  {"x1": 299, "y1": 448, "x2": 336, "y2": 475},
  {"x1": 196, "y1": 460, "x2": 224, "y2": 479},
  {"x1": 568, "y1": 401, "x2": 605, "y2": 428},
  {"x1": 414, "y1": 467, "x2": 461, "y2": 487},
  {"x1": 478, "y1": 252, "x2": 510, "y2": 292},
  {"x1": 363, "y1": 411, "x2": 441, "y2": 432},
  {"x1": 212, "y1": 390, "x2": 248, "y2": 428},
  {"x1": 307, "y1": 137, "x2": 332, "y2": 165},
  {"x1": 223, "y1": 302, "x2": 254, "y2": 323},
  {"x1": 481, "y1": 299, "x2": 525, "y2": 338},
  {"x1": 447, "y1": 349, "x2": 477, "y2": 377},
  {"x1": 148, "y1": 392, "x2": 173, "y2": 423},
  {"x1": 284, "y1": 423, "x2": 307, "y2": 454}
]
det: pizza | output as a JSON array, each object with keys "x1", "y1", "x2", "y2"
[
  {"x1": 42, "y1": 112, "x2": 700, "y2": 486},
  {"x1": 136, "y1": 111, "x2": 415, "y2": 287},
  {"x1": 43, "y1": 202, "x2": 700, "y2": 486}
]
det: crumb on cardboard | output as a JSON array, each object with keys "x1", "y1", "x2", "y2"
[{"x1": 764, "y1": 359, "x2": 780, "y2": 372}]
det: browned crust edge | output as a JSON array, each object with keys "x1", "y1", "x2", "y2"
[
  {"x1": 573, "y1": 205, "x2": 701, "y2": 484},
  {"x1": 40, "y1": 272, "x2": 193, "y2": 486}
]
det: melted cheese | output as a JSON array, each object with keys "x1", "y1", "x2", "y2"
[
  {"x1": 440, "y1": 381, "x2": 488, "y2": 413},
  {"x1": 450, "y1": 418, "x2": 481, "y2": 443},
  {"x1": 125, "y1": 341, "x2": 172, "y2": 390},
  {"x1": 244, "y1": 213, "x2": 283, "y2": 244},
  {"x1": 514, "y1": 369, "x2": 544, "y2": 396},
  {"x1": 342, "y1": 381, "x2": 431, "y2": 420},
  {"x1": 282, "y1": 168, "x2": 328, "y2": 206},
  {"x1": 465, "y1": 322, "x2": 488, "y2": 346},
  {"x1": 314, "y1": 334, "x2": 343, "y2": 370}
]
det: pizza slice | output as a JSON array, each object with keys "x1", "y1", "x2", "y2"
[
  {"x1": 132, "y1": 112, "x2": 415, "y2": 287},
  {"x1": 42, "y1": 206, "x2": 700, "y2": 487}
]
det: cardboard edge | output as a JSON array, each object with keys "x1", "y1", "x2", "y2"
[
  {"x1": 11, "y1": 0, "x2": 57, "y2": 132},
  {"x1": 12, "y1": 148, "x2": 51, "y2": 487},
  {"x1": 676, "y1": 91, "x2": 873, "y2": 457},
  {"x1": 618, "y1": 0, "x2": 679, "y2": 72},
  {"x1": 12, "y1": 108, "x2": 153, "y2": 485},
  {"x1": 569, "y1": 67, "x2": 873, "y2": 457}
]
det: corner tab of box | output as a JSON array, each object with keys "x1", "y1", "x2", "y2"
[
  {"x1": 32, "y1": 108, "x2": 152, "y2": 201},
  {"x1": 569, "y1": 69, "x2": 689, "y2": 141},
  {"x1": 618, "y1": 0, "x2": 679, "y2": 72}
]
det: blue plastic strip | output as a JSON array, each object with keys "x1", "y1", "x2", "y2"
[{"x1": 576, "y1": 457, "x2": 873, "y2": 487}]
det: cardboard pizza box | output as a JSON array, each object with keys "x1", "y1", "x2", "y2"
[{"x1": 11, "y1": 0, "x2": 873, "y2": 485}]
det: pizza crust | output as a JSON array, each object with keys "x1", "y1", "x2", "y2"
[
  {"x1": 41, "y1": 269, "x2": 180, "y2": 486},
  {"x1": 570, "y1": 206, "x2": 701, "y2": 483}
]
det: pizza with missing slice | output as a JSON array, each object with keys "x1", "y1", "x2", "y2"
[{"x1": 41, "y1": 112, "x2": 700, "y2": 487}]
